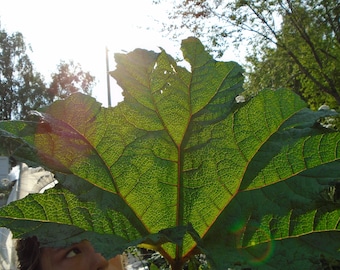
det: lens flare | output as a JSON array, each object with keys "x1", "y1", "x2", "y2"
[
  {"x1": 246, "y1": 227, "x2": 274, "y2": 266},
  {"x1": 230, "y1": 220, "x2": 275, "y2": 266}
]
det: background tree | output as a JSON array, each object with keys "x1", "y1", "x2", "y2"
[
  {"x1": 245, "y1": 1, "x2": 340, "y2": 110},
  {"x1": 0, "y1": 24, "x2": 96, "y2": 120},
  {"x1": 0, "y1": 24, "x2": 47, "y2": 120},
  {"x1": 154, "y1": 0, "x2": 340, "y2": 109},
  {"x1": 47, "y1": 60, "x2": 96, "y2": 102}
]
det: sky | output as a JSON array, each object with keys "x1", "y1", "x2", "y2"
[
  {"x1": 0, "y1": 0, "x2": 184, "y2": 107},
  {"x1": 0, "y1": 0, "x2": 245, "y2": 108}
]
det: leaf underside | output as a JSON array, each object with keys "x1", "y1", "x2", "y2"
[{"x1": 0, "y1": 37, "x2": 339, "y2": 269}]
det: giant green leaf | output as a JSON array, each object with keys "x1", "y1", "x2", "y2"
[{"x1": 0, "y1": 37, "x2": 340, "y2": 269}]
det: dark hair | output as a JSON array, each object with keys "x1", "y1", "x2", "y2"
[{"x1": 16, "y1": 236, "x2": 42, "y2": 270}]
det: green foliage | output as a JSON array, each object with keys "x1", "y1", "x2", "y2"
[
  {"x1": 245, "y1": 0, "x2": 340, "y2": 110},
  {"x1": 155, "y1": 0, "x2": 340, "y2": 108},
  {"x1": 0, "y1": 37, "x2": 340, "y2": 269}
]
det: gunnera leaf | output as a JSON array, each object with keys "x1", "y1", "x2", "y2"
[{"x1": 0, "y1": 37, "x2": 339, "y2": 269}]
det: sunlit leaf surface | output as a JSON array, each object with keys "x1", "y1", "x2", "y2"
[{"x1": 0, "y1": 37, "x2": 339, "y2": 269}]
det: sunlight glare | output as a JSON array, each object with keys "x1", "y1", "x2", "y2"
[{"x1": 0, "y1": 0, "x2": 179, "y2": 106}]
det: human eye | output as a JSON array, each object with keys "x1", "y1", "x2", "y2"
[{"x1": 65, "y1": 247, "x2": 81, "y2": 258}]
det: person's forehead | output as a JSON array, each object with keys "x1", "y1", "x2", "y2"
[{"x1": 41, "y1": 246, "x2": 65, "y2": 263}]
